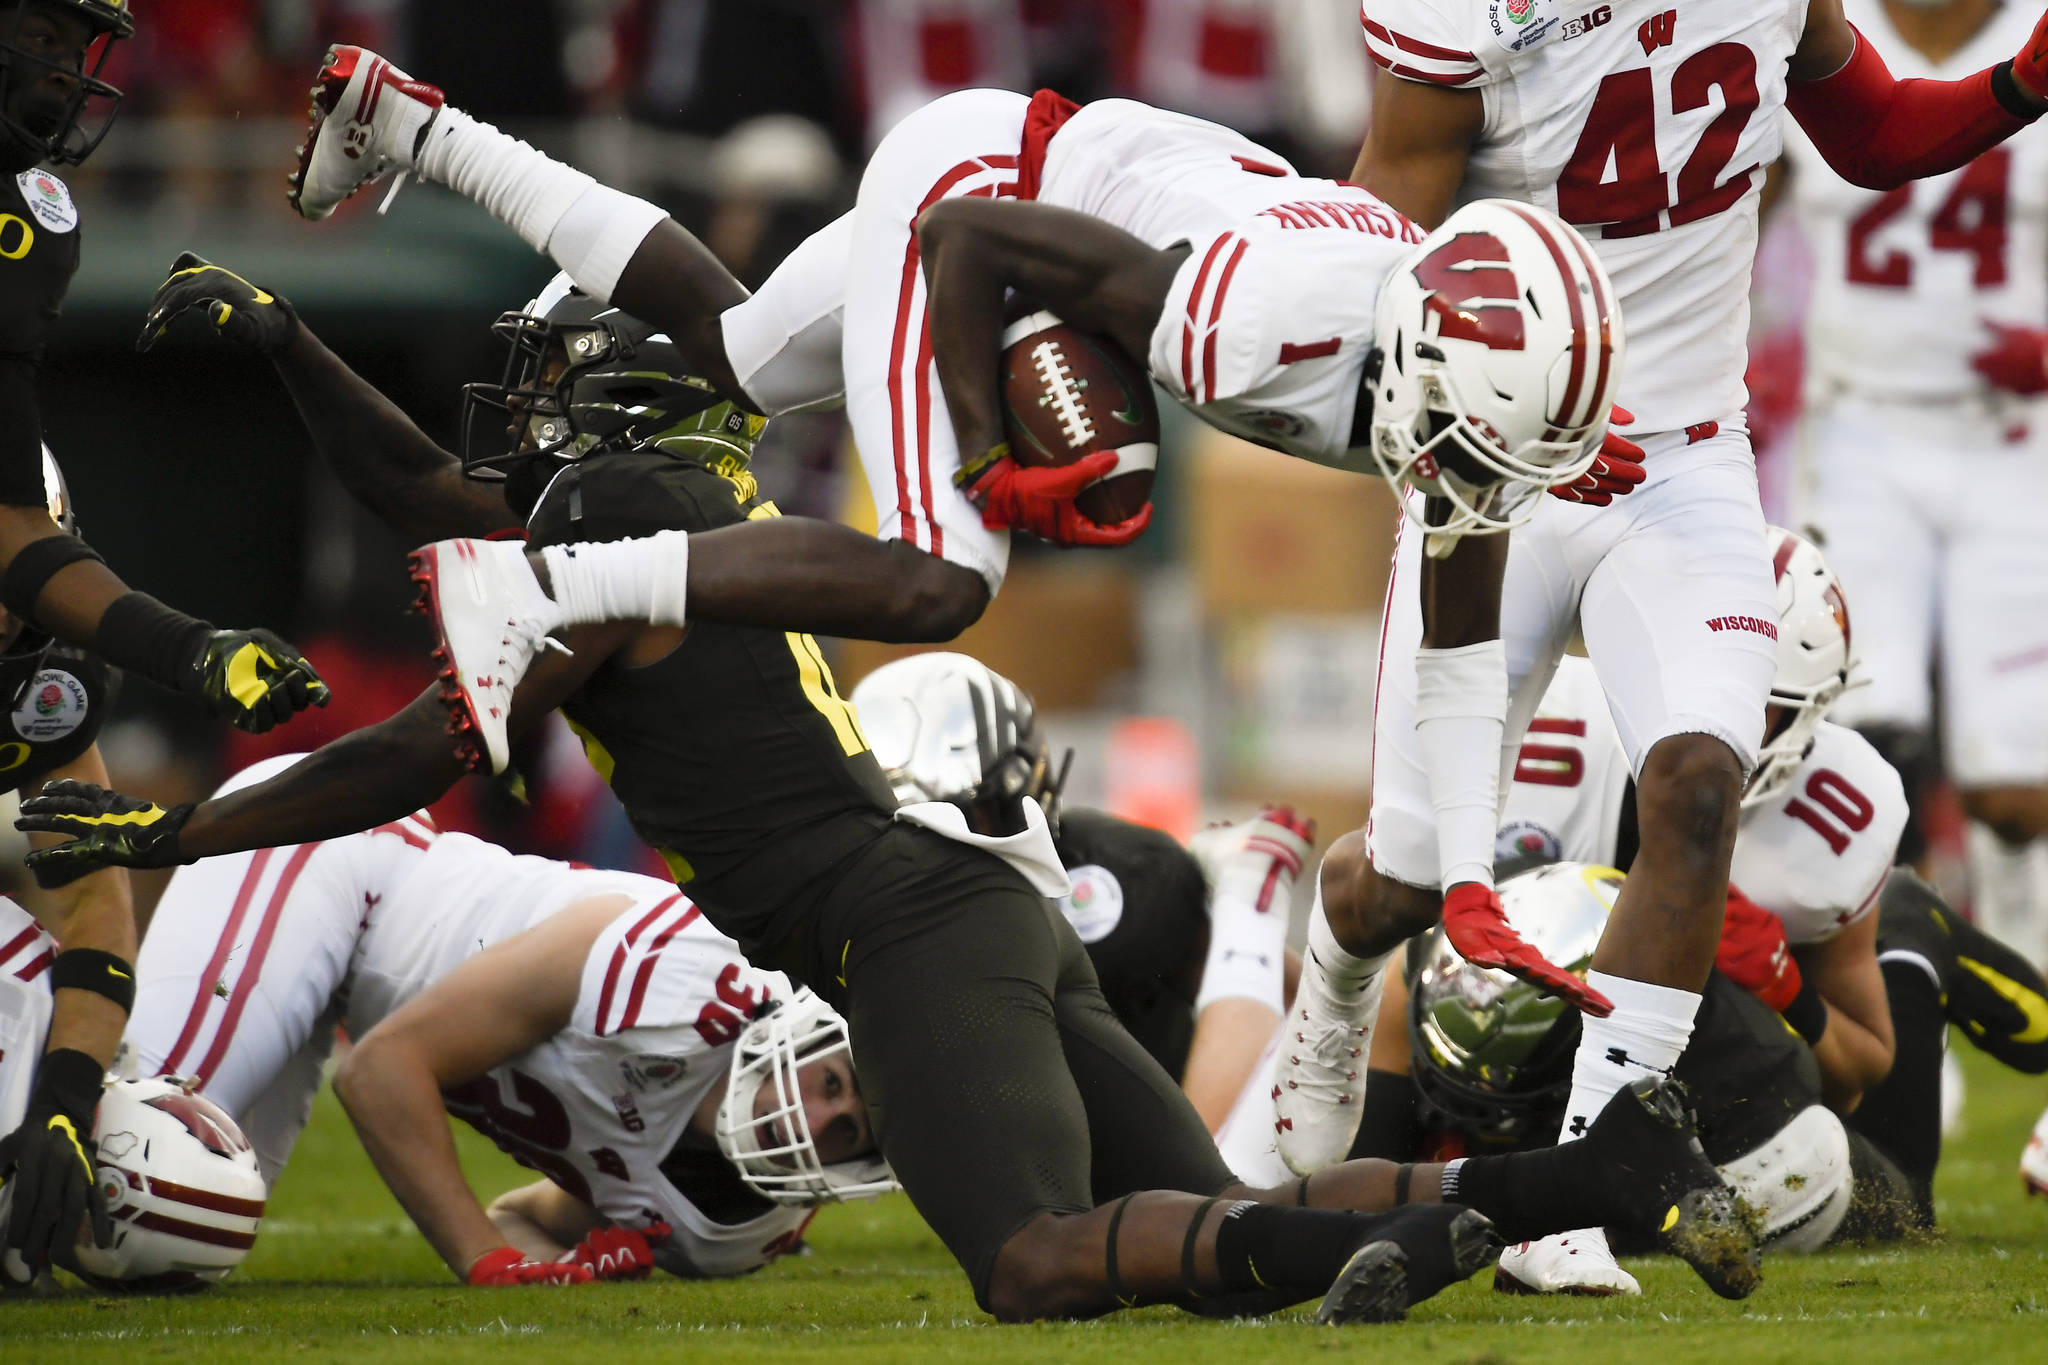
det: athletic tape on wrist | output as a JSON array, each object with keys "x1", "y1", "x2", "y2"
[
  {"x1": 0, "y1": 534, "x2": 104, "y2": 619},
  {"x1": 51, "y1": 948, "x2": 136, "y2": 1014}
]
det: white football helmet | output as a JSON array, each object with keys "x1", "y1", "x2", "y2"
[
  {"x1": 849, "y1": 652, "x2": 1070, "y2": 835},
  {"x1": 1370, "y1": 199, "x2": 1625, "y2": 553},
  {"x1": 1745, "y1": 527, "x2": 1854, "y2": 807},
  {"x1": 65, "y1": 1077, "x2": 268, "y2": 1293},
  {"x1": 714, "y1": 988, "x2": 898, "y2": 1206}
]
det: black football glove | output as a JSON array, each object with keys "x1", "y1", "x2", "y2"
[
  {"x1": 190, "y1": 628, "x2": 329, "y2": 733},
  {"x1": 137, "y1": 251, "x2": 298, "y2": 355},
  {"x1": 16, "y1": 782, "x2": 197, "y2": 888},
  {"x1": 0, "y1": 1049, "x2": 111, "y2": 1283}
]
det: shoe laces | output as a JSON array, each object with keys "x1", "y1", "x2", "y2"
[{"x1": 1281, "y1": 1006, "x2": 1368, "y2": 1106}]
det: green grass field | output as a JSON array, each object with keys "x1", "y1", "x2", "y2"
[{"x1": 7, "y1": 1043, "x2": 2046, "y2": 1364}]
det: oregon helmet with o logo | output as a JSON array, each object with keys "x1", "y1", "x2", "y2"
[{"x1": 1409, "y1": 861, "x2": 1622, "y2": 1144}]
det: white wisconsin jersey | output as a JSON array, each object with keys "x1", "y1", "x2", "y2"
[
  {"x1": 430, "y1": 900, "x2": 810, "y2": 1279},
  {"x1": 1363, "y1": 0, "x2": 1808, "y2": 432},
  {"x1": 1784, "y1": 0, "x2": 2048, "y2": 401},
  {"x1": 186, "y1": 759, "x2": 810, "y2": 1278},
  {"x1": 1039, "y1": 98, "x2": 1424, "y2": 465},
  {"x1": 1496, "y1": 655, "x2": 1632, "y2": 867},
  {"x1": 1731, "y1": 720, "x2": 1907, "y2": 944}
]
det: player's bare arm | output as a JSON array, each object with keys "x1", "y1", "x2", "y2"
[
  {"x1": 14, "y1": 621, "x2": 636, "y2": 879},
  {"x1": 1785, "y1": 0, "x2": 2048, "y2": 189},
  {"x1": 334, "y1": 894, "x2": 631, "y2": 1281},
  {"x1": 917, "y1": 197, "x2": 1185, "y2": 461},
  {"x1": 18, "y1": 742, "x2": 132, "y2": 1065},
  {"x1": 138, "y1": 254, "x2": 513, "y2": 544},
  {"x1": 1793, "y1": 912, "x2": 1898, "y2": 1111},
  {"x1": 1349, "y1": 80, "x2": 1486, "y2": 230}
]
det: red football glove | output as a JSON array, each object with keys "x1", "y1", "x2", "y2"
[
  {"x1": 1716, "y1": 883, "x2": 1802, "y2": 1012},
  {"x1": 467, "y1": 1245, "x2": 594, "y2": 1287},
  {"x1": 1548, "y1": 406, "x2": 1645, "y2": 506},
  {"x1": 1442, "y1": 881, "x2": 1614, "y2": 1016},
  {"x1": 958, "y1": 447, "x2": 1152, "y2": 546},
  {"x1": 2012, "y1": 12, "x2": 2048, "y2": 103},
  {"x1": 1970, "y1": 322, "x2": 2048, "y2": 396},
  {"x1": 565, "y1": 1222, "x2": 669, "y2": 1281}
]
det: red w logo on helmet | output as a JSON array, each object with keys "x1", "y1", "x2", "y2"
[{"x1": 1412, "y1": 232, "x2": 1526, "y2": 351}]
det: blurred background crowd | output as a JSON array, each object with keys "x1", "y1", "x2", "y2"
[{"x1": 12, "y1": 2, "x2": 1842, "y2": 925}]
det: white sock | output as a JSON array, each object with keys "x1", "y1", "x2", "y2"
[
  {"x1": 1194, "y1": 846, "x2": 1296, "y2": 1017},
  {"x1": 1556, "y1": 969, "x2": 1701, "y2": 1143},
  {"x1": 1304, "y1": 869, "x2": 1394, "y2": 1003},
  {"x1": 415, "y1": 109, "x2": 666, "y2": 303},
  {"x1": 1968, "y1": 822, "x2": 2048, "y2": 972},
  {"x1": 539, "y1": 532, "x2": 690, "y2": 629}
]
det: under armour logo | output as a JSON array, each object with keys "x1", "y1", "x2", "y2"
[{"x1": 1568, "y1": 1115, "x2": 1589, "y2": 1137}]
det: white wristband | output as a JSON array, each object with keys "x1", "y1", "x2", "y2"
[{"x1": 1414, "y1": 640, "x2": 1508, "y2": 891}]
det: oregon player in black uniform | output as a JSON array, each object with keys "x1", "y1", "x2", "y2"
[
  {"x1": 21, "y1": 261, "x2": 1769, "y2": 1318},
  {"x1": 0, "y1": 446, "x2": 140, "y2": 1285},
  {"x1": 0, "y1": 6, "x2": 325, "y2": 728},
  {"x1": 0, "y1": 8, "x2": 325, "y2": 1282}
]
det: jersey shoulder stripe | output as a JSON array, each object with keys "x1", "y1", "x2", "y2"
[
  {"x1": 589, "y1": 892, "x2": 694, "y2": 1037},
  {"x1": 1360, "y1": 1, "x2": 1488, "y2": 86}
]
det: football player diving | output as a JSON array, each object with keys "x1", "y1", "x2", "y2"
[
  {"x1": 22, "y1": 268, "x2": 1754, "y2": 1320},
  {"x1": 266, "y1": 46, "x2": 1643, "y2": 795}
]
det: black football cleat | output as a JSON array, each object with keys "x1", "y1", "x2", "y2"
[
  {"x1": 1880, "y1": 871, "x2": 2048, "y2": 1074},
  {"x1": 1315, "y1": 1205, "x2": 1501, "y2": 1324},
  {"x1": 1584, "y1": 1076, "x2": 1762, "y2": 1301}
]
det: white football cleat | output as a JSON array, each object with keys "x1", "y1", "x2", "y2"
[
  {"x1": 1189, "y1": 804, "x2": 1317, "y2": 910},
  {"x1": 2023, "y1": 1105, "x2": 2048, "y2": 1198},
  {"x1": 409, "y1": 538, "x2": 565, "y2": 776},
  {"x1": 288, "y1": 45, "x2": 445, "y2": 221},
  {"x1": 1494, "y1": 1228, "x2": 1642, "y2": 1297},
  {"x1": 1272, "y1": 952, "x2": 1377, "y2": 1175}
]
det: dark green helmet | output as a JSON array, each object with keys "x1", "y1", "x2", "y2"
[
  {"x1": 460, "y1": 272, "x2": 765, "y2": 495},
  {"x1": 1408, "y1": 861, "x2": 1623, "y2": 1144}
]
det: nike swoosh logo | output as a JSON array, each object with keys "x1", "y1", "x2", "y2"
[
  {"x1": 1958, "y1": 956, "x2": 2048, "y2": 1044},
  {"x1": 107, "y1": 967, "x2": 129, "y2": 979}
]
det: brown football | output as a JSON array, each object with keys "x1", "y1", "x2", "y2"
[{"x1": 999, "y1": 311, "x2": 1160, "y2": 528}]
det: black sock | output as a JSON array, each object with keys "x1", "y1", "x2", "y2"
[
  {"x1": 1847, "y1": 959, "x2": 1947, "y2": 1197},
  {"x1": 1348, "y1": 1069, "x2": 1424, "y2": 1161},
  {"x1": 1210, "y1": 1201, "x2": 1385, "y2": 1295},
  {"x1": 1449, "y1": 1143, "x2": 1607, "y2": 1243}
]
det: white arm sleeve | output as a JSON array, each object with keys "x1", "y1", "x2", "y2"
[{"x1": 1415, "y1": 640, "x2": 1509, "y2": 891}]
